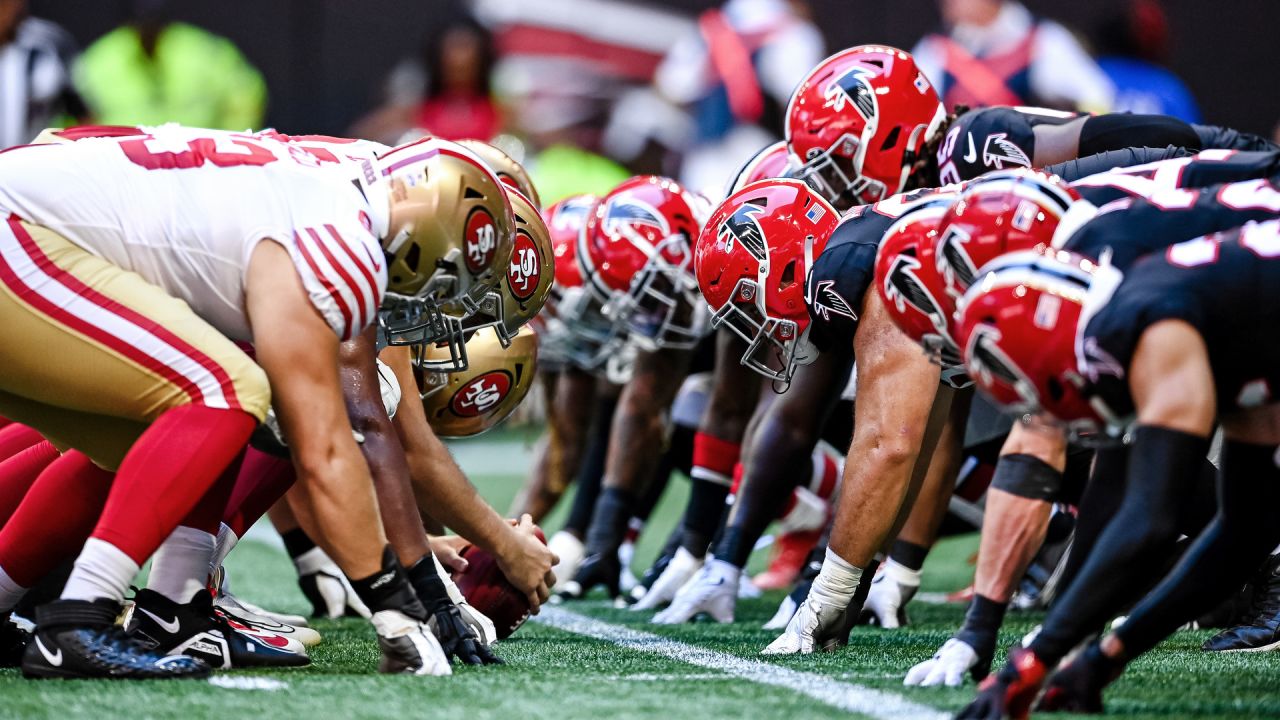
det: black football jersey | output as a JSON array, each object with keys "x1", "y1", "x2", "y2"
[
  {"x1": 936, "y1": 106, "x2": 1079, "y2": 184},
  {"x1": 1063, "y1": 177, "x2": 1280, "y2": 269},
  {"x1": 804, "y1": 187, "x2": 959, "y2": 352},
  {"x1": 1069, "y1": 149, "x2": 1280, "y2": 207},
  {"x1": 1081, "y1": 221, "x2": 1280, "y2": 421}
]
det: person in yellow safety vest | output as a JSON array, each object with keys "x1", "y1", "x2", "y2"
[{"x1": 75, "y1": 4, "x2": 265, "y2": 131}]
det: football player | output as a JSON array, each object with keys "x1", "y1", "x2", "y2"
[
  {"x1": 0, "y1": 125, "x2": 459, "y2": 679},
  {"x1": 953, "y1": 225, "x2": 1280, "y2": 717}
]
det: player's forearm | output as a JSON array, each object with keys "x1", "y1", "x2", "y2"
[
  {"x1": 972, "y1": 489, "x2": 1052, "y2": 602},
  {"x1": 359, "y1": 423, "x2": 432, "y2": 566},
  {"x1": 403, "y1": 431, "x2": 511, "y2": 554},
  {"x1": 602, "y1": 349, "x2": 688, "y2": 492},
  {"x1": 291, "y1": 440, "x2": 387, "y2": 578}
]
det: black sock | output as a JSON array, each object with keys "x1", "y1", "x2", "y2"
[
  {"x1": 890, "y1": 540, "x2": 929, "y2": 572},
  {"x1": 350, "y1": 546, "x2": 427, "y2": 620},
  {"x1": 281, "y1": 528, "x2": 316, "y2": 560},
  {"x1": 681, "y1": 479, "x2": 731, "y2": 555},
  {"x1": 584, "y1": 487, "x2": 635, "y2": 557},
  {"x1": 406, "y1": 555, "x2": 450, "y2": 612},
  {"x1": 955, "y1": 594, "x2": 1009, "y2": 655}
]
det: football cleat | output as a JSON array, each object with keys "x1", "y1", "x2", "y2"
[
  {"x1": 955, "y1": 647, "x2": 1049, "y2": 720},
  {"x1": 617, "y1": 540, "x2": 640, "y2": 596},
  {"x1": 762, "y1": 582, "x2": 806, "y2": 630},
  {"x1": 211, "y1": 565, "x2": 311, "y2": 630},
  {"x1": 126, "y1": 589, "x2": 309, "y2": 669},
  {"x1": 547, "y1": 531, "x2": 586, "y2": 593},
  {"x1": 559, "y1": 551, "x2": 622, "y2": 601},
  {"x1": 1037, "y1": 642, "x2": 1121, "y2": 714},
  {"x1": 295, "y1": 546, "x2": 371, "y2": 619},
  {"x1": 23, "y1": 598, "x2": 210, "y2": 680},
  {"x1": 214, "y1": 607, "x2": 310, "y2": 655},
  {"x1": 753, "y1": 529, "x2": 823, "y2": 591},
  {"x1": 652, "y1": 559, "x2": 739, "y2": 625},
  {"x1": 903, "y1": 637, "x2": 984, "y2": 687},
  {"x1": 859, "y1": 565, "x2": 917, "y2": 628},
  {"x1": 632, "y1": 547, "x2": 703, "y2": 611},
  {"x1": 0, "y1": 611, "x2": 31, "y2": 667},
  {"x1": 1203, "y1": 553, "x2": 1280, "y2": 652},
  {"x1": 372, "y1": 609, "x2": 452, "y2": 676},
  {"x1": 213, "y1": 591, "x2": 320, "y2": 648}
]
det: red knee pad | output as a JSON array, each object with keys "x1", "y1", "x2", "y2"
[{"x1": 691, "y1": 432, "x2": 741, "y2": 487}]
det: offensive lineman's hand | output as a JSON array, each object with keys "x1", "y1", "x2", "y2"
[
  {"x1": 428, "y1": 534, "x2": 472, "y2": 573},
  {"x1": 494, "y1": 514, "x2": 558, "y2": 613}
]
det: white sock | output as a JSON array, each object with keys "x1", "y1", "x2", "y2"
[
  {"x1": 146, "y1": 526, "x2": 216, "y2": 603},
  {"x1": 61, "y1": 538, "x2": 140, "y2": 603},
  {"x1": 0, "y1": 565, "x2": 28, "y2": 613},
  {"x1": 209, "y1": 523, "x2": 240, "y2": 585}
]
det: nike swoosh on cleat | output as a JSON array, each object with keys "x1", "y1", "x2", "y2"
[
  {"x1": 34, "y1": 636, "x2": 62, "y2": 667},
  {"x1": 962, "y1": 133, "x2": 977, "y2": 164},
  {"x1": 139, "y1": 607, "x2": 181, "y2": 634}
]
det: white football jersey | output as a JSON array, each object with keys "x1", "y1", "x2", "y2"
[{"x1": 0, "y1": 124, "x2": 390, "y2": 342}]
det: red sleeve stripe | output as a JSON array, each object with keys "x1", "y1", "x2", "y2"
[
  {"x1": 305, "y1": 227, "x2": 371, "y2": 336},
  {"x1": 294, "y1": 231, "x2": 355, "y2": 340},
  {"x1": 324, "y1": 224, "x2": 380, "y2": 326}
]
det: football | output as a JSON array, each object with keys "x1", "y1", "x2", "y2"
[{"x1": 452, "y1": 527, "x2": 547, "y2": 639}]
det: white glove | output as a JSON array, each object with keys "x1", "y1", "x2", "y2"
[
  {"x1": 761, "y1": 548, "x2": 861, "y2": 655},
  {"x1": 903, "y1": 638, "x2": 980, "y2": 687},
  {"x1": 371, "y1": 609, "x2": 452, "y2": 676},
  {"x1": 632, "y1": 547, "x2": 703, "y2": 611}
]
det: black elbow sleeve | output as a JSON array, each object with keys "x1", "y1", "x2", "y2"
[{"x1": 1078, "y1": 113, "x2": 1202, "y2": 158}]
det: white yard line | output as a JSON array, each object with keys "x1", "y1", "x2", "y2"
[{"x1": 533, "y1": 607, "x2": 948, "y2": 720}]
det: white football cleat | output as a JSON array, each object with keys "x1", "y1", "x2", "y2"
[
  {"x1": 762, "y1": 592, "x2": 800, "y2": 630},
  {"x1": 652, "y1": 559, "x2": 739, "y2": 625},
  {"x1": 214, "y1": 592, "x2": 321, "y2": 648},
  {"x1": 547, "y1": 531, "x2": 586, "y2": 593},
  {"x1": 632, "y1": 547, "x2": 703, "y2": 611},
  {"x1": 903, "y1": 638, "x2": 981, "y2": 687},
  {"x1": 372, "y1": 610, "x2": 452, "y2": 676}
]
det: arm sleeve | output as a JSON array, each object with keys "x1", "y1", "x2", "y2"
[
  {"x1": 1045, "y1": 146, "x2": 1193, "y2": 182},
  {"x1": 1192, "y1": 124, "x2": 1280, "y2": 153},
  {"x1": 1077, "y1": 113, "x2": 1202, "y2": 158}
]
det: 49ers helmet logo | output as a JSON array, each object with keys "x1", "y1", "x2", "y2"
[
  {"x1": 449, "y1": 370, "x2": 512, "y2": 417},
  {"x1": 508, "y1": 232, "x2": 541, "y2": 301},
  {"x1": 464, "y1": 207, "x2": 499, "y2": 274}
]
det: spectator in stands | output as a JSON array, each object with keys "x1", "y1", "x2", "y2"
[
  {"x1": 912, "y1": 0, "x2": 1113, "y2": 112},
  {"x1": 0, "y1": 0, "x2": 85, "y2": 148},
  {"x1": 75, "y1": 0, "x2": 265, "y2": 130},
  {"x1": 350, "y1": 19, "x2": 498, "y2": 144},
  {"x1": 1093, "y1": 0, "x2": 1199, "y2": 122}
]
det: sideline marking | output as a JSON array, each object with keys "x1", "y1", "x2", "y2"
[{"x1": 533, "y1": 606, "x2": 947, "y2": 720}]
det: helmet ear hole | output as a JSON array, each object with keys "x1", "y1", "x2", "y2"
[
  {"x1": 405, "y1": 244, "x2": 421, "y2": 272},
  {"x1": 1046, "y1": 376, "x2": 1065, "y2": 402},
  {"x1": 879, "y1": 126, "x2": 901, "y2": 151},
  {"x1": 779, "y1": 258, "x2": 798, "y2": 289},
  {"x1": 464, "y1": 186, "x2": 485, "y2": 200}
]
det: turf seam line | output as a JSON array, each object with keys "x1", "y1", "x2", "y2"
[{"x1": 533, "y1": 607, "x2": 947, "y2": 720}]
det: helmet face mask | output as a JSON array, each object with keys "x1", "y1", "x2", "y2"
[
  {"x1": 602, "y1": 233, "x2": 708, "y2": 350},
  {"x1": 711, "y1": 277, "x2": 801, "y2": 384},
  {"x1": 791, "y1": 132, "x2": 889, "y2": 210}
]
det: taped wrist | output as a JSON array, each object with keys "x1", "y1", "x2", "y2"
[
  {"x1": 810, "y1": 547, "x2": 863, "y2": 609},
  {"x1": 350, "y1": 546, "x2": 427, "y2": 621},
  {"x1": 406, "y1": 554, "x2": 451, "y2": 612},
  {"x1": 991, "y1": 454, "x2": 1063, "y2": 501},
  {"x1": 955, "y1": 594, "x2": 1008, "y2": 655}
]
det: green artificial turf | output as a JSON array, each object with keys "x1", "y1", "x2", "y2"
[{"x1": 2, "y1": 448, "x2": 1277, "y2": 719}]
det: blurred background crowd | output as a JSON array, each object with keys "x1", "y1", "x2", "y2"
[{"x1": 6, "y1": 0, "x2": 1279, "y2": 204}]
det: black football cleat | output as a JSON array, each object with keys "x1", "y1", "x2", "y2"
[
  {"x1": 22, "y1": 598, "x2": 210, "y2": 679},
  {"x1": 557, "y1": 552, "x2": 622, "y2": 601},
  {"x1": 0, "y1": 612, "x2": 31, "y2": 667},
  {"x1": 1203, "y1": 553, "x2": 1280, "y2": 652},
  {"x1": 127, "y1": 589, "x2": 309, "y2": 669}
]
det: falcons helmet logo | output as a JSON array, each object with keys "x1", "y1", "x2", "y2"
[
  {"x1": 603, "y1": 196, "x2": 669, "y2": 237},
  {"x1": 823, "y1": 65, "x2": 878, "y2": 120},
  {"x1": 935, "y1": 225, "x2": 978, "y2": 293},
  {"x1": 809, "y1": 279, "x2": 857, "y2": 322},
  {"x1": 982, "y1": 133, "x2": 1031, "y2": 170},
  {"x1": 966, "y1": 325, "x2": 1035, "y2": 401},
  {"x1": 718, "y1": 201, "x2": 768, "y2": 262},
  {"x1": 882, "y1": 254, "x2": 945, "y2": 322}
]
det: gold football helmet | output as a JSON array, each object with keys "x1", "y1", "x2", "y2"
[
  {"x1": 459, "y1": 187, "x2": 555, "y2": 344},
  {"x1": 418, "y1": 325, "x2": 538, "y2": 437},
  {"x1": 456, "y1": 139, "x2": 541, "y2": 209},
  {"x1": 378, "y1": 137, "x2": 515, "y2": 368}
]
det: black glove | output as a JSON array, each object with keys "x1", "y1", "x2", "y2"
[
  {"x1": 408, "y1": 556, "x2": 502, "y2": 666},
  {"x1": 954, "y1": 647, "x2": 1048, "y2": 720},
  {"x1": 1036, "y1": 642, "x2": 1120, "y2": 714},
  {"x1": 557, "y1": 551, "x2": 620, "y2": 601}
]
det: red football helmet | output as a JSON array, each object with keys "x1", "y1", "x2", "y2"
[
  {"x1": 873, "y1": 196, "x2": 960, "y2": 366},
  {"x1": 538, "y1": 194, "x2": 622, "y2": 368},
  {"x1": 786, "y1": 45, "x2": 944, "y2": 210},
  {"x1": 955, "y1": 249, "x2": 1119, "y2": 436},
  {"x1": 578, "y1": 176, "x2": 710, "y2": 350},
  {"x1": 726, "y1": 141, "x2": 796, "y2": 196},
  {"x1": 694, "y1": 178, "x2": 840, "y2": 385}
]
